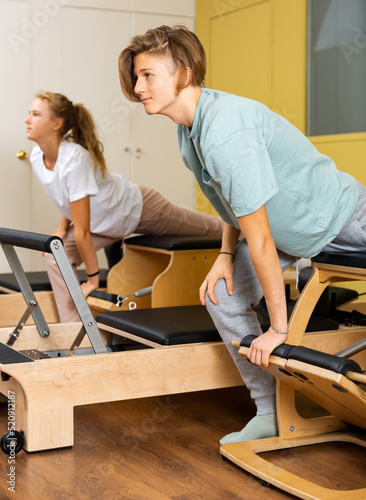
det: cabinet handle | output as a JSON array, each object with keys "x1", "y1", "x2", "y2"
[
  {"x1": 17, "y1": 150, "x2": 28, "y2": 160},
  {"x1": 124, "y1": 147, "x2": 142, "y2": 157}
]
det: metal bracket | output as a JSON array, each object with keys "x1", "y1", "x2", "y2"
[
  {"x1": 66, "y1": 325, "x2": 87, "y2": 357},
  {"x1": 1, "y1": 244, "x2": 50, "y2": 341},
  {"x1": 7, "y1": 299, "x2": 45, "y2": 346},
  {"x1": 49, "y1": 239, "x2": 107, "y2": 355}
]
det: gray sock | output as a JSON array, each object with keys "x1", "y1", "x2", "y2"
[{"x1": 219, "y1": 413, "x2": 278, "y2": 445}]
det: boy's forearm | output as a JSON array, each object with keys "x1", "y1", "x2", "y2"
[{"x1": 221, "y1": 222, "x2": 240, "y2": 254}]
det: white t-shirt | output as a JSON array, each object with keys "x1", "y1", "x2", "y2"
[{"x1": 31, "y1": 140, "x2": 143, "y2": 238}]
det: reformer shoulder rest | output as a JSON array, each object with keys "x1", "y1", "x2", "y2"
[
  {"x1": 240, "y1": 335, "x2": 362, "y2": 376},
  {"x1": 124, "y1": 234, "x2": 222, "y2": 250},
  {"x1": 312, "y1": 251, "x2": 366, "y2": 269}
]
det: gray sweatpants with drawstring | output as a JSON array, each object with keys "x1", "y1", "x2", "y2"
[{"x1": 205, "y1": 182, "x2": 366, "y2": 416}]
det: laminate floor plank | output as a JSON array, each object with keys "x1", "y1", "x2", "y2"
[{"x1": 0, "y1": 387, "x2": 365, "y2": 500}]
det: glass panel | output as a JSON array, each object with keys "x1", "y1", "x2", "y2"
[{"x1": 308, "y1": 0, "x2": 366, "y2": 136}]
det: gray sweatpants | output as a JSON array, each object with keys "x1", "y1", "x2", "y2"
[{"x1": 206, "y1": 182, "x2": 366, "y2": 416}]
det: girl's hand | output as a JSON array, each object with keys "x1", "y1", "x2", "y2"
[
  {"x1": 80, "y1": 276, "x2": 99, "y2": 298},
  {"x1": 199, "y1": 253, "x2": 234, "y2": 305}
]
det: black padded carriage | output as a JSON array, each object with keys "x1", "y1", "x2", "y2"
[{"x1": 97, "y1": 305, "x2": 221, "y2": 347}]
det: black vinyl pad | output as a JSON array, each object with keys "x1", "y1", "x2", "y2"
[
  {"x1": 312, "y1": 252, "x2": 366, "y2": 269},
  {"x1": 240, "y1": 335, "x2": 362, "y2": 376},
  {"x1": 0, "y1": 343, "x2": 34, "y2": 364},
  {"x1": 0, "y1": 269, "x2": 108, "y2": 292},
  {"x1": 97, "y1": 305, "x2": 221, "y2": 346},
  {"x1": 124, "y1": 235, "x2": 222, "y2": 251},
  {"x1": 0, "y1": 228, "x2": 60, "y2": 253}
]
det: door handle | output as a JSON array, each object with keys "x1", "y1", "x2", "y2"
[{"x1": 17, "y1": 151, "x2": 28, "y2": 160}]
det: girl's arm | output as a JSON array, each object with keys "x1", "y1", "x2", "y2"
[
  {"x1": 199, "y1": 221, "x2": 240, "y2": 305},
  {"x1": 53, "y1": 215, "x2": 71, "y2": 241},
  {"x1": 70, "y1": 196, "x2": 100, "y2": 297},
  {"x1": 238, "y1": 204, "x2": 288, "y2": 368}
]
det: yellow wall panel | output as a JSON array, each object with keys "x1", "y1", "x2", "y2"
[
  {"x1": 310, "y1": 133, "x2": 366, "y2": 186},
  {"x1": 272, "y1": 0, "x2": 307, "y2": 133},
  {"x1": 210, "y1": 1, "x2": 272, "y2": 106}
]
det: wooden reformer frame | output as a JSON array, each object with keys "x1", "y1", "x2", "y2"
[
  {"x1": 221, "y1": 259, "x2": 366, "y2": 500},
  {"x1": 0, "y1": 229, "x2": 242, "y2": 453}
]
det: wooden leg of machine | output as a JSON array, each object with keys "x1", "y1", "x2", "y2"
[{"x1": 221, "y1": 432, "x2": 366, "y2": 500}]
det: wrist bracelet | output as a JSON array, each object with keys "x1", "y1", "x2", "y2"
[
  {"x1": 270, "y1": 325, "x2": 289, "y2": 335},
  {"x1": 87, "y1": 271, "x2": 100, "y2": 278},
  {"x1": 219, "y1": 251, "x2": 235, "y2": 258}
]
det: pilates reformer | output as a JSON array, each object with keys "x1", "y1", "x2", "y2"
[
  {"x1": 0, "y1": 228, "x2": 242, "y2": 454},
  {"x1": 221, "y1": 252, "x2": 366, "y2": 500}
]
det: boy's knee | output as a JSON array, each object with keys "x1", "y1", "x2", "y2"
[
  {"x1": 205, "y1": 278, "x2": 227, "y2": 305},
  {"x1": 205, "y1": 277, "x2": 264, "y2": 316}
]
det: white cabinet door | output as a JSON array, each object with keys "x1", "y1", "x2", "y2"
[
  {"x1": 61, "y1": 6, "x2": 132, "y2": 181},
  {"x1": 0, "y1": 0, "x2": 33, "y2": 271}
]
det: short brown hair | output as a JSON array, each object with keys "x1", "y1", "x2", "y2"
[{"x1": 118, "y1": 25, "x2": 206, "y2": 102}]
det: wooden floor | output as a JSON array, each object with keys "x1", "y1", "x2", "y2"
[{"x1": 1, "y1": 386, "x2": 366, "y2": 500}]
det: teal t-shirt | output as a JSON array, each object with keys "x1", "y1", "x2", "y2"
[{"x1": 177, "y1": 89, "x2": 358, "y2": 258}]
